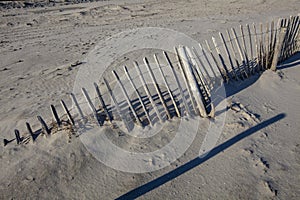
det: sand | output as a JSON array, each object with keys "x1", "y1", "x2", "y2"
[{"x1": 0, "y1": 0, "x2": 300, "y2": 199}]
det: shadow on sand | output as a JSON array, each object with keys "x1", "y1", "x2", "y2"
[{"x1": 116, "y1": 113, "x2": 286, "y2": 200}]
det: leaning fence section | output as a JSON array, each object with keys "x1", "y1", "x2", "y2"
[{"x1": 4, "y1": 15, "x2": 300, "y2": 146}]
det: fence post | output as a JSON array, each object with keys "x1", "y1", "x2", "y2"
[
  {"x1": 270, "y1": 27, "x2": 287, "y2": 71},
  {"x1": 177, "y1": 46, "x2": 207, "y2": 117}
]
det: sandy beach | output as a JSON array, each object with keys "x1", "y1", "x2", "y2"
[{"x1": 0, "y1": 0, "x2": 300, "y2": 199}]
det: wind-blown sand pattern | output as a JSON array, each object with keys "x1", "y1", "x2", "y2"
[{"x1": 0, "y1": 0, "x2": 300, "y2": 199}]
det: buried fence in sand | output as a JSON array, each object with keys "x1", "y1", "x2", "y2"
[{"x1": 4, "y1": 15, "x2": 300, "y2": 146}]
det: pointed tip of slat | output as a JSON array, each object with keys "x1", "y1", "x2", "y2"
[
  {"x1": 123, "y1": 65, "x2": 128, "y2": 72},
  {"x1": 112, "y1": 70, "x2": 119, "y2": 80},
  {"x1": 143, "y1": 57, "x2": 148, "y2": 62},
  {"x1": 3, "y1": 139, "x2": 9, "y2": 146}
]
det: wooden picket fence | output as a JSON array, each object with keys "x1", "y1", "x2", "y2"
[{"x1": 4, "y1": 15, "x2": 300, "y2": 146}]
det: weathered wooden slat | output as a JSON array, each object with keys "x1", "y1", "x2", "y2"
[
  {"x1": 252, "y1": 23, "x2": 260, "y2": 73},
  {"x1": 191, "y1": 46, "x2": 213, "y2": 84},
  {"x1": 240, "y1": 25, "x2": 251, "y2": 74},
  {"x1": 271, "y1": 27, "x2": 287, "y2": 71},
  {"x1": 123, "y1": 66, "x2": 152, "y2": 126},
  {"x1": 227, "y1": 29, "x2": 244, "y2": 78},
  {"x1": 240, "y1": 25, "x2": 248, "y2": 57},
  {"x1": 212, "y1": 36, "x2": 230, "y2": 81},
  {"x1": 289, "y1": 16, "x2": 299, "y2": 54},
  {"x1": 14, "y1": 129, "x2": 21, "y2": 144},
  {"x1": 259, "y1": 23, "x2": 266, "y2": 71},
  {"x1": 154, "y1": 54, "x2": 181, "y2": 118},
  {"x1": 81, "y1": 87, "x2": 99, "y2": 125},
  {"x1": 112, "y1": 70, "x2": 142, "y2": 126},
  {"x1": 246, "y1": 24, "x2": 255, "y2": 74},
  {"x1": 282, "y1": 17, "x2": 291, "y2": 59},
  {"x1": 94, "y1": 83, "x2": 112, "y2": 123},
  {"x1": 143, "y1": 57, "x2": 171, "y2": 120},
  {"x1": 186, "y1": 47, "x2": 214, "y2": 117},
  {"x1": 50, "y1": 104, "x2": 61, "y2": 127},
  {"x1": 70, "y1": 93, "x2": 85, "y2": 120},
  {"x1": 286, "y1": 16, "x2": 293, "y2": 42},
  {"x1": 269, "y1": 20, "x2": 275, "y2": 65},
  {"x1": 288, "y1": 16, "x2": 300, "y2": 55},
  {"x1": 279, "y1": 19, "x2": 288, "y2": 62},
  {"x1": 103, "y1": 78, "x2": 130, "y2": 130},
  {"x1": 198, "y1": 43, "x2": 217, "y2": 78},
  {"x1": 175, "y1": 46, "x2": 199, "y2": 116},
  {"x1": 37, "y1": 115, "x2": 50, "y2": 135},
  {"x1": 81, "y1": 88, "x2": 97, "y2": 116},
  {"x1": 277, "y1": 18, "x2": 285, "y2": 62},
  {"x1": 163, "y1": 51, "x2": 191, "y2": 116},
  {"x1": 232, "y1": 27, "x2": 249, "y2": 77},
  {"x1": 265, "y1": 22, "x2": 270, "y2": 69},
  {"x1": 134, "y1": 61, "x2": 163, "y2": 123},
  {"x1": 219, "y1": 32, "x2": 238, "y2": 79},
  {"x1": 60, "y1": 100, "x2": 75, "y2": 125},
  {"x1": 242, "y1": 25, "x2": 251, "y2": 75},
  {"x1": 177, "y1": 46, "x2": 207, "y2": 117},
  {"x1": 205, "y1": 40, "x2": 226, "y2": 81},
  {"x1": 282, "y1": 18, "x2": 287, "y2": 27},
  {"x1": 186, "y1": 47, "x2": 210, "y2": 98},
  {"x1": 26, "y1": 122, "x2": 34, "y2": 142}
]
